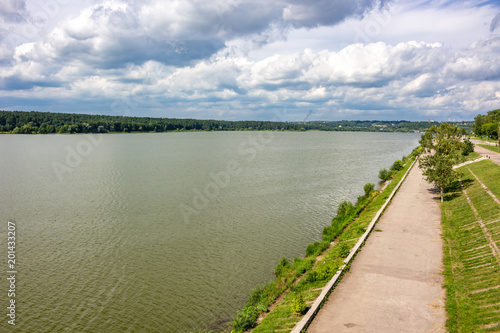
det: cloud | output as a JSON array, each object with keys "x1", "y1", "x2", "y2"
[
  {"x1": 490, "y1": 12, "x2": 500, "y2": 32},
  {"x1": 1, "y1": 0, "x2": 499, "y2": 120},
  {"x1": 1, "y1": 0, "x2": 388, "y2": 70},
  {"x1": 282, "y1": 0, "x2": 388, "y2": 28},
  {"x1": 7, "y1": 36, "x2": 499, "y2": 119},
  {"x1": 0, "y1": 0, "x2": 29, "y2": 23}
]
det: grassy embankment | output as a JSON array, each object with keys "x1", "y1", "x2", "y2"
[
  {"x1": 472, "y1": 136, "x2": 498, "y2": 143},
  {"x1": 478, "y1": 144, "x2": 500, "y2": 154},
  {"x1": 464, "y1": 151, "x2": 482, "y2": 161},
  {"x1": 223, "y1": 152, "x2": 418, "y2": 333},
  {"x1": 442, "y1": 159, "x2": 500, "y2": 332}
]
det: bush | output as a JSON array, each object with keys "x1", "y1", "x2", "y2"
[
  {"x1": 305, "y1": 241, "x2": 330, "y2": 257},
  {"x1": 412, "y1": 147, "x2": 422, "y2": 156},
  {"x1": 363, "y1": 183, "x2": 375, "y2": 197},
  {"x1": 231, "y1": 306, "x2": 259, "y2": 332},
  {"x1": 247, "y1": 285, "x2": 268, "y2": 308},
  {"x1": 293, "y1": 257, "x2": 314, "y2": 276},
  {"x1": 274, "y1": 257, "x2": 291, "y2": 278},
  {"x1": 304, "y1": 270, "x2": 318, "y2": 283},
  {"x1": 355, "y1": 195, "x2": 367, "y2": 208},
  {"x1": 462, "y1": 139, "x2": 474, "y2": 156},
  {"x1": 256, "y1": 304, "x2": 268, "y2": 313},
  {"x1": 391, "y1": 160, "x2": 404, "y2": 171},
  {"x1": 337, "y1": 200, "x2": 354, "y2": 217},
  {"x1": 315, "y1": 262, "x2": 338, "y2": 280},
  {"x1": 291, "y1": 295, "x2": 307, "y2": 315},
  {"x1": 378, "y1": 168, "x2": 390, "y2": 181},
  {"x1": 338, "y1": 242, "x2": 350, "y2": 258}
]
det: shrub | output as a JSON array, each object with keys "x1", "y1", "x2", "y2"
[
  {"x1": 378, "y1": 168, "x2": 390, "y2": 181},
  {"x1": 306, "y1": 242, "x2": 319, "y2": 257},
  {"x1": 293, "y1": 257, "x2": 314, "y2": 276},
  {"x1": 363, "y1": 183, "x2": 375, "y2": 197},
  {"x1": 337, "y1": 200, "x2": 354, "y2": 217},
  {"x1": 315, "y1": 262, "x2": 338, "y2": 280},
  {"x1": 291, "y1": 295, "x2": 306, "y2": 315},
  {"x1": 412, "y1": 146, "x2": 422, "y2": 156},
  {"x1": 231, "y1": 306, "x2": 259, "y2": 332},
  {"x1": 274, "y1": 257, "x2": 291, "y2": 278},
  {"x1": 247, "y1": 285, "x2": 268, "y2": 308},
  {"x1": 306, "y1": 241, "x2": 329, "y2": 257},
  {"x1": 304, "y1": 270, "x2": 318, "y2": 283},
  {"x1": 462, "y1": 139, "x2": 474, "y2": 156},
  {"x1": 322, "y1": 225, "x2": 334, "y2": 242},
  {"x1": 256, "y1": 304, "x2": 268, "y2": 313},
  {"x1": 391, "y1": 160, "x2": 404, "y2": 171},
  {"x1": 355, "y1": 195, "x2": 367, "y2": 208},
  {"x1": 338, "y1": 242, "x2": 350, "y2": 258}
]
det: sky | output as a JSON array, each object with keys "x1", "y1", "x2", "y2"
[{"x1": 0, "y1": 0, "x2": 499, "y2": 121}]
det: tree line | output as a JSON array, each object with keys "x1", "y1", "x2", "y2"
[
  {"x1": 0, "y1": 110, "x2": 455, "y2": 134},
  {"x1": 473, "y1": 108, "x2": 500, "y2": 140}
]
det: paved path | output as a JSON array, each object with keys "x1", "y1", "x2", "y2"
[
  {"x1": 473, "y1": 144, "x2": 500, "y2": 167},
  {"x1": 308, "y1": 164, "x2": 446, "y2": 332},
  {"x1": 470, "y1": 138, "x2": 497, "y2": 146}
]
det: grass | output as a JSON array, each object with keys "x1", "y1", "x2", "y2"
[
  {"x1": 472, "y1": 136, "x2": 498, "y2": 143},
  {"x1": 247, "y1": 156, "x2": 417, "y2": 332},
  {"x1": 464, "y1": 151, "x2": 482, "y2": 161},
  {"x1": 467, "y1": 160, "x2": 500, "y2": 200},
  {"x1": 478, "y1": 144, "x2": 500, "y2": 154},
  {"x1": 442, "y1": 160, "x2": 500, "y2": 332}
]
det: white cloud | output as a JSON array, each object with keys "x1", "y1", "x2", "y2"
[{"x1": 0, "y1": 0, "x2": 499, "y2": 120}]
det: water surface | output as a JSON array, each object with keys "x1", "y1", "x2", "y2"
[{"x1": 0, "y1": 131, "x2": 419, "y2": 332}]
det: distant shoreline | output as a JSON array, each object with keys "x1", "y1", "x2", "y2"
[{"x1": 0, "y1": 110, "x2": 471, "y2": 135}]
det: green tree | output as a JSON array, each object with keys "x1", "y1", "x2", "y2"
[
  {"x1": 363, "y1": 183, "x2": 375, "y2": 197},
  {"x1": 482, "y1": 122, "x2": 499, "y2": 140},
  {"x1": 378, "y1": 168, "x2": 391, "y2": 181},
  {"x1": 418, "y1": 123, "x2": 465, "y2": 201},
  {"x1": 462, "y1": 139, "x2": 474, "y2": 156},
  {"x1": 390, "y1": 160, "x2": 404, "y2": 171}
]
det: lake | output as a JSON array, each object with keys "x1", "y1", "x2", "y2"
[{"x1": 0, "y1": 131, "x2": 419, "y2": 332}]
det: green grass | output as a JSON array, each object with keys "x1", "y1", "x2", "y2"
[
  {"x1": 457, "y1": 166, "x2": 500, "y2": 222},
  {"x1": 472, "y1": 136, "x2": 498, "y2": 143},
  {"x1": 248, "y1": 156, "x2": 417, "y2": 332},
  {"x1": 466, "y1": 160, "x2": 500, "y2": 200},
  {"x1": 442, "y1": 160, "x2": 500, "y2": 332},
  {"x1": 478, "y1": 144, "x2": 500, "y2": 154},
  {"x1": 464, "y1": 151, "x2": 482, "y2": 161}
]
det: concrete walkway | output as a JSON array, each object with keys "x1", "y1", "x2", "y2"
[
  {"x1": 473, "y1": 144, "x2": 500, "y2": 167},
  {"x1": 308, "y1": 164, "x2": 446, "y2": 332}
]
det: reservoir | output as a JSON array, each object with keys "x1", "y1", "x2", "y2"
[{"x1": 0, "y1": 131, "x2": 419, "y2": 332}]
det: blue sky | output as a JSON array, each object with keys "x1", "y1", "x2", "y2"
[{"x1": 0, "y1": 0, "x2": 499, "y2": 121}]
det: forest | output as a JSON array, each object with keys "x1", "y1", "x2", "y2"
[{"x1": 0, "y1": 110, "x2": 458, "y2": 134}]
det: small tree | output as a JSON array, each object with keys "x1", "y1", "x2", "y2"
[
  {"x1": 363, "y1": 183, "x2": 374, "y2": 197},
  {"x1": 291, "y1": 295, "x2": 306, "y2": 315},
  {"x1": 462, "y1": 139, "x2": 474, "y2": 156},
  {"x1": 378, "y1": 168, "x2": 390, "y2": 181},
  {"x1": 419, "y1": 123, "x2": 465, "y2": 201},
  {"x1": 391, "y1": 160, "x2": 404, "y2": 171}
]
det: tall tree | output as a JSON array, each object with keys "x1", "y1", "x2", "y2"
[{"x1": 418, "y1": 123, "x2": 465, "y2": 201}]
